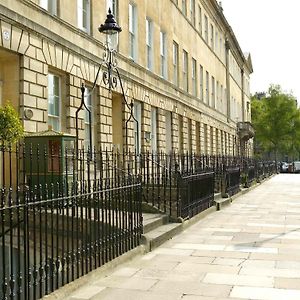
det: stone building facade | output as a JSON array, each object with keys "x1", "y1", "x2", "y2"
[{"x1": 0, "y1": 0, "x2": 253, "y2": 155}]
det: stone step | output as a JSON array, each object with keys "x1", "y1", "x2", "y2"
[
  {"x1": 142, "y1": 222, "x2": 183, "y2": 251},
  {"x1": 142, "y1": 213, "x2": 169, "y2": 234}
]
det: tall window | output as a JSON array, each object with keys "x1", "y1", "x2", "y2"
[
  {"x1": 215, "y1": 31, "x2": 219, "y2": 53},
  {"x1": 199, "y1": 65, "x2": 204, "y2": 101},
  {"x1": 216, "y1": 81, "x2": 219, "y2": 110},
  {"x1": 77, "y1": 0, "x2": 90, "y2": 33},
  {"x1": 182, "y1": 50, "x2": 188, "y2": 92},
  {"x1": 178, "y1": 115, "x2": 183, "y2": 153},
  {"x1": 165, "y1": 111, "x2": 172, "y2": 153},
  {"x1": 192, "y1": 58, "x2": 197, "y2": 96},
  {"x1": 48, "y1": 73, "x2": 61, "y2": 131},
  {"x1": 195, "y1": 122, "x2": 200, "y2": 154},
  {"x1": 198, "y1": 5, "x2": 202, "y2": 35},
  {"x1": 146, "y1": 18, "x2": 153, "y2": 70},
  {"x1": 129, "y1": 3, "x2": 138, "y2": 60},
  {"x1": 205, "y1": 71, "x2": 209, "y2": 105},
  {"x1": 160, "y1": 31, "x2": 167, "y2": 78},
  {"x1": 211, "y1": 76, "x2": 215, "y2": 108},
  {"x1": 187, "y1": 118, "x2": 192, "y2": 154},
  {"x1": 203, "y1": 124, "x2": 207, "y2": 154},
  {"x1": 133, "y1": 101, "x2": 142, "y2": 154},
  {"x1": 172, "y1": 41, "x2": 179, "y2": 85},
  {"x1": 210, "y1": 24, "x2": 214, "y2": 50},
  {"x1": 204, "y1": 15, "x2": 208, "y2": 43},
  {"x1": 220, "y1": 84, "x2": 224, "y2": 113},
  {"x1": 182, "y1": 0, "x2": 187, "y2": 16},
  {"x1": 106, "y1": 0, "x2": 118, "y2": 19},
  {"x1": 190, "y1": 0, "x2": 195, "y2": 26},
  {"x1": 84, "y1": 87, "x2": 95, "y2": 150},
  {"x1": 151, "y1": 107, "x2": 157, "y2": 152},
  {"x1": 40, "y1": 0, "x2": 57, "y2": 15},
  {"x1": 210, "y1": 126, "x2": 214, "y2": 154}
]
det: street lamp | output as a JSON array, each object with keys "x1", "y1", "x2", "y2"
[
  {"x1": 99, "y1": 8, "x2": 122, "y2": 51},
  {"x1": 75, "y1": 9, "x2": 138, "y2": 155}
]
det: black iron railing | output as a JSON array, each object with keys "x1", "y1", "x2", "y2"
[
  {"x1": 0, "y1": 143, "x2": 278, "y2": 300},
  {"x1": 0, "y1": 144, "x2": 142, "y2": 300},
  {"x1": 178, "y1": 171, "x2": 214, "y2": 219},
  {"x1": 140, "y1": 152, "x2": 215, "y2": 219}
]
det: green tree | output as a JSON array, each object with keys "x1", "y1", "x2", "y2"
[
  {"x1": 251, "y1": 85, "x2": 300, "y2": 161},
  {"x1": 0, "y1": 103, "x2": 24, "y2": 145}
]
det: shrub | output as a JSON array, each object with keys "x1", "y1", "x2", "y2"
[{"x1": 0, "y1": 103, "x2": 24, "y2": 145}]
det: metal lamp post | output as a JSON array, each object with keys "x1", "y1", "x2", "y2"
[{"x1": 75, "y1": 9, "x2": 138, "y2": 155}]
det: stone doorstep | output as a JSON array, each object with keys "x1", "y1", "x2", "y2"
[
  {"x1": 142, "y1": 213, "x2": 169, "y2": 234},
  {"x1": 142, "y1": 222, "x2": 183, "y2": 251}
]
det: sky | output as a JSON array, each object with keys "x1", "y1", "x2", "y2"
[{"x1": 221, "y1": 0, "x2": 300, "y2": 101}]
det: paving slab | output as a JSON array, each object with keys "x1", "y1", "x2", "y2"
[{"x1": 60, "y1": 174, "x2": 300, "y2": 300}]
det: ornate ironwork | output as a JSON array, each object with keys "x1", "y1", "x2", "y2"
[{"x1": 75, "y1": 10, "x2": 138, "y2": 154}]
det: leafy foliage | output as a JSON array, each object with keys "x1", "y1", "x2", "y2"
[
  {"x1": 251, "y1": 85, "x2": 300, "y2": 160},
  {"x1": 0, "y1": 103, "x2": 24, "y2": 144}
]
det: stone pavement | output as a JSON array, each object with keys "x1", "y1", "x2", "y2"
[{"x1": 65, "y1": 174, "x2": 300, "y2": 300}]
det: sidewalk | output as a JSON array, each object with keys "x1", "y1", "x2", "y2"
[{"x1": 64, "y1": 174, "x2": 300, "y2": 300}]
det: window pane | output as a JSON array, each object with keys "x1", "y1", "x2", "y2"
[
  {"x1": 151, "y1": 107, "x2": 157, "y2": 152},
  {"x1": 40, "y1": 0, "x2": 48, "y2": 10},
  {"x1": 129, "y1": 4, "x2": 133, "y2": 32},
  {"x1": 48, "y1": 73, "x2": 60, "y2": 130},
  {"x1": 106, "y1": 0, "x2": 117, "y2": 16}
]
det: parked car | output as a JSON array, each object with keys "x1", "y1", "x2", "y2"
[
  {"x1": 280, "y1": 162, "x2": 289, "y2": 173},
  {"x1": 293, "y1": 161, "x2": 300, "y2": 173}
]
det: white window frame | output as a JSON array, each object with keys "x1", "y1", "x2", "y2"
[
  {"x1": 183, "y1": 50, "x2": 188, "y2": 92},
  {"x1": 40, "y1": 0, "x2": 58, "y2": 15},
  {"x1": 84, "y1": 87, "x2": 95, "y2": 150},
  {"x1": 220, "y1": 84, "x2": 223, "y2": 113},
  {"x1": 178, "y1": 115, "x2": 183, "y2": 153},
  {"x1": 192, "y1": 58, "x2": 197, "y2": 96},
  {"x1": 215, "y1": 30, "x2": 218, "y2": 53},
  {"x1": 48, "y1": 73, "x2": 61, "y2": 131},
  {"x1": 172, "y1": 41, "x2": 179, "y2": 86},
  {"x1": 160, "y1": 31, "x2": 167, "y2": 79},
  {"x1": 77, "y1": 0, "x2": 90, "y2": 34},
  {"x1": 204, "y1": 15, "x2": 208, "y2": 43},
  {"x1": 190, "y1": 0, "x2": 195, "y2": 26},
  {"x1": 199, "y1": 65, "x2": 203, "y2": 101},
  {"x1": 150, "y1": 107, "x2": 157, "y2": 152},
  {"x1": 146, "y1": 18, "x2": 153, "y2": 70},
  {"x1": 129, "y1": 3, "x2": 138, "y2": 61},
  {"x1": 133, "y1": 101, "x2": 142, "y2": 154},
  {"x1": 216, "y1": 81, "x2": 219, "y2": 110},
  {"x1": 211, "y1": 76, "x2": 215, "y2": 108},
  {"x1": 203, "y1": 124, "x2": 208, "y2": 154},
  {"x1": 198, "y1": 5, "x2": 202, "y2": 35},
  {"x1": 182, "y1": 0, "x2": 187, "y2": 15},
  {"x1": 165, "y1": 111, "x2": 173, "y2": 153},
  {"x1": 187, "y1": 118, "x2": 192, "y2": 154},
  {"x1": 206, "y1": 71, "x2": 209, "y2": 105},
  {"x1": 106, "y1": 0, "x2": 118, "y2": 19},
  {"x1": 210, "y1": 24, "x2": 214, "y2": 50}
]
